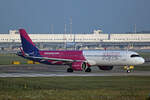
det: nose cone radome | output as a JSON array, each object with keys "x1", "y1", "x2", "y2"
[{"x1": 138, "y1": 57, "x2": 145, "y2": 65}]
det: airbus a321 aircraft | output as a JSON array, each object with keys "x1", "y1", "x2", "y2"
[{"x1": 17, "y1": 29, "x2": 145, "y2": 73}]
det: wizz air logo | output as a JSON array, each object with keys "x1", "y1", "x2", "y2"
[
  {"x1": 24, "y1": 52, "x2": 35, "y2": 57},
  {"x1": 29, "y1": 51, "x2": 35, "y2": 56}
]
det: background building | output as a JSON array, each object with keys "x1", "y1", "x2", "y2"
[
  {"x1": 0, "y1": 30, "x2": 150, "y2": 51},
  {"x1": 0, "y1": 30, "x2": 150, "y2": 43}
]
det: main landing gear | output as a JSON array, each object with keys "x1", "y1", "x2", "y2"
[
  {"x1": 67, "y1": 68, "x2": 73, "y2": 72},
  {"x1": 85, "y1": 68, "x2": 91, "y2": 72},
  {"x1": 67, "y1": 67, "x2": 92, "y2": 73}
]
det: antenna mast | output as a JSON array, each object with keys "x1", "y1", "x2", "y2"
[
  {"x1": 64, "y1": 24, "x2": 67, "y2": 50},
  {"x1": 51, "y1": 24, "x2": 53, "y2": 34},
  {"x1": 134, "y1": 24, "x2": 136, "y2": 33},
  {"x1": 70, "y1": 17, "x2": 75, "y2": 50},
  {"x1": 70, "y1": 17, "x2": 72, "y2": 34}
]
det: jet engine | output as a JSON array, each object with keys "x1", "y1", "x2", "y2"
[
  {"x1": 71, "y1": 62, "x2": 87, "y2": 71},
  {"x1": 98, "y1": 66, "x2": 113, "y2": 70}
]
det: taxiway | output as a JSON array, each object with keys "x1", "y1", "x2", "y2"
[{"x1": 0, "y1": 64, "x2": 150, "y2": 77}]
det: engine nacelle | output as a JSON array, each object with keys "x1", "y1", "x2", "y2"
[
  {"x1": 71, "y1": 62, "x2": 87, "y2": 71},
  {"x1": 98, "y1": 66, "x2": 113, "y2": 70}
]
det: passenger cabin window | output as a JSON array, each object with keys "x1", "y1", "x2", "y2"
[{"x1": 130, "y1": 54, "x2": 140, "y2": 57}]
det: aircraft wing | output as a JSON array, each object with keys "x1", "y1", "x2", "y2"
[{"x1": 26, "y1": 56, "x2": 74, "y2": 62}]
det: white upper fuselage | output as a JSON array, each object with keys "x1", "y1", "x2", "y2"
[{"x1": 83, "y1": 50, "x2": 145, "y2": 66}]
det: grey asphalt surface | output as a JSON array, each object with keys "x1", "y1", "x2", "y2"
[{"x1": 0, "y1": 64, "x2": 149, "y2": 77}]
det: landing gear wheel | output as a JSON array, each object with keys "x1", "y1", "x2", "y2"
[
  {"x1": 67, "y1": 68, "x2": 73, "y2": 72},
  {"x1": 85, "y1": 68, "x2": 91, "y2": 72},
  {"x1": 127, "y1": 70, "x2": 131, "y2": 73}
]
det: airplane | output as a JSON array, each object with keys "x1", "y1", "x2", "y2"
[{"x1": 17, "y1": 29, "x2": 145, "y2": 73}]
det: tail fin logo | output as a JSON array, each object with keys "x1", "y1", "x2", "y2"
[{"x1": 19, "y1": 29, "x2": 40, "y2": 56}]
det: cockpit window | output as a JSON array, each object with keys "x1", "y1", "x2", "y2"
[{"x1": 130, "y1": 54, "x2": 140, "y2": 57}]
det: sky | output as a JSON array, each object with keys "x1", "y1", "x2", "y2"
[{"x1": 0, "y1": 0, "x2": 150, "y2": 33}]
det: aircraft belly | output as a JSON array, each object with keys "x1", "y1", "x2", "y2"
[{"x1": 96, "y1": 59, "x2": 120, "y2": 65}]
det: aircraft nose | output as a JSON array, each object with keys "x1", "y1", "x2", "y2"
[{"x1": 139, "y1": 57, "x2": 145, "y2": 64}]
